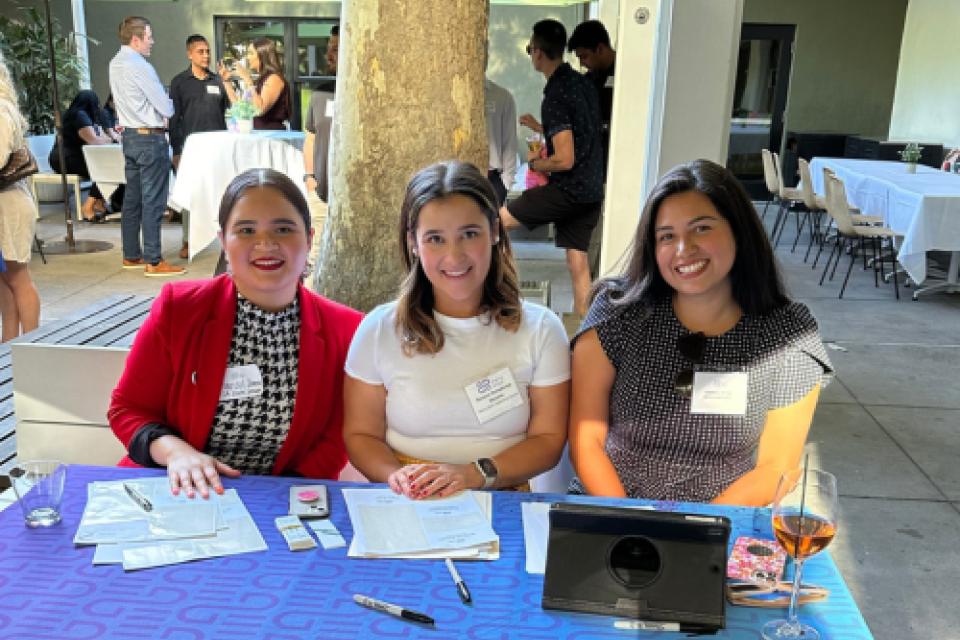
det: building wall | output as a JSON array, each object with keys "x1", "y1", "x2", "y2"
[
  {"x1": 742, "y1": 0, "x2": 907, "y2": 138},
  {"x1": 888, "y1": 0, "x2": 960, "y2": 149}
]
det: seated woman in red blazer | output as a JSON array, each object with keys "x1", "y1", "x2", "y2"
[{"x1": 108, "y1": 168, "x2": 362, "y2": 498}]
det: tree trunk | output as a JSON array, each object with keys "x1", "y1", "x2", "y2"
[{"x1": 314, "y1": 1, "x2": 489, "y2": 311}]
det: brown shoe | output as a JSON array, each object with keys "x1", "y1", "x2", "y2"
[
  {"x1": 145, "y1": 260, "x2": 186, "y2": 277},
  {"x1": 122, "y1": 258, "x2": 145, "y2": 269},
  {"x1": 179, "y1": 242, "x2": 189, "y2": 260}
]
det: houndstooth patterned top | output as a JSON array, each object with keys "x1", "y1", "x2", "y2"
[
  {"x1": 572, "y1": 286, "x2": 832, "y2": 503},
  {"x1": 206, "y1": 296, "x2": 300, "y2": 475}
]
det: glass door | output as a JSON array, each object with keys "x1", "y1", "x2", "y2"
[{"x1": 727, "y1": 23, "x2": 795, "y2": 199}]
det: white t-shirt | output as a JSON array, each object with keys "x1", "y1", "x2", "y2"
[{"x1": 345, "y1": 300, "x2": 570, "y2": 463}]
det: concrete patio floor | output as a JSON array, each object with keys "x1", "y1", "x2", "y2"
[{"x1": 14, "y1": 200, "x2": 960, "y2": 639}]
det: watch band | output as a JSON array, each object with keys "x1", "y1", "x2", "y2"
[
  {"x1": 303, "y1": 173, "x2": 315, "y2": 181},
  {"x1": 474, "y1": 458, "x2": 498, "y2": 490}
]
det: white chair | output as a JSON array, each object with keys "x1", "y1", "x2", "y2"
[
  {"x1": 26, "y1": 134, "x2": 87, "y2": 221},
  {"x1": 770, "y1": 151, "x2": 805, "y2": 248},
  {"x1": 82, "y1": 144, "x2": 125, "y2": 205},
  {"x1": 760, "y1": 149, "x2": 780, "y2": 222}
]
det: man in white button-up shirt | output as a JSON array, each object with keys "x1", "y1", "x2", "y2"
[{"x1": 109, "y1": 16, "x2": 184, "y2": 277}]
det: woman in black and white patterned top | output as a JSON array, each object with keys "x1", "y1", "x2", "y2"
[{"x1": 569, "y1": 159, "x2": 831, "y2": 505}]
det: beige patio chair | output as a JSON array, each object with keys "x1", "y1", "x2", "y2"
[
  {"x1": 819, "y1": 172, "x2": 902, "y2": 299},
  {"x1": 770, "y1": 151, "x2": 805, "y2": 248}
]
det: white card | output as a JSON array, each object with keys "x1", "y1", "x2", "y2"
[
  {"x1": 206, "y1": 85, "x2": 221, "y2": 95},
  {"x1": 690, "y1": 372, "x2": 749, "y2": 415},
  {"x1": 325, "y1": 98, "x2": 334, "y2": 118},
  {"x1": 219, "y1": 364, "x2": 263, "y2": 402},
  {"x1": 464, "y1": 366, "x2": 524, "y2": 424}
]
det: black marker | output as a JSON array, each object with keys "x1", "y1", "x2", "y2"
[{"x1": 353, "y1": 594, "x2": 435, "y2": 626}]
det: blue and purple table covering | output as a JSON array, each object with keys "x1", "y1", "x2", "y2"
[{"x1": 0, "y1": 465, "x2": 873, "y2": 639}]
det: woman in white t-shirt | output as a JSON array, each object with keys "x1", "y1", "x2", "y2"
[{"x1": 344, "y1": 161, "x2": 570, "y2": 499}]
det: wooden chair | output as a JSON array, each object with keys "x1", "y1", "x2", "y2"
[
  {"x1": 760, "y1": 149, "x2": 780, "y2": 223},
  {"x1": 26, "y1": 134, "x2": 87, "y2": 222},
  {"x1": 819, "y1": 172, "x2": 902, "y2": 299},
  {"x1": 770, "y1": 151, "x2": 805, "y2": 248}
]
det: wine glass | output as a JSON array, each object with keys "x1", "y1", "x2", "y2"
[{"x1": 761, "y1": 468, "x2": 838, "y2": 640}]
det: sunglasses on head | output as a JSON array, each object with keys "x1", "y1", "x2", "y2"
[{"x1": 674, "y1": 332, "x2": 706, "y2": 398}]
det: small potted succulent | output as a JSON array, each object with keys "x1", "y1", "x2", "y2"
[
  {"x1": 227, "y1": 97, "x2": 259, "y2": 134},
  {"x1": 898, "y1": 142, "x2": 923, "y2": 173}
]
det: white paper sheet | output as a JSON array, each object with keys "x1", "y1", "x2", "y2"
[
  {"x1": 75, "y1": 478, "x2": 220, "y2": 545},
  {"x1": 343, "y1": 489, "x2": 498, "y2": 557},
  {"x1": 347, "y1": 492, "x2": 498, "y2": 560},
  {"x1": 521, "y1": 502, "x2": 550, "y2": 574}
]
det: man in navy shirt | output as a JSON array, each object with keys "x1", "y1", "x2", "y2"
[{"x1": 501, "y1": 19, "x2": 603, "y2": 317}]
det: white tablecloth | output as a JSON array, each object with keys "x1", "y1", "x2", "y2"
[
  {"x1": 809, "y1": 157, "x2": 960, "y2": 284},
  {"x1": 170, "y1": 130, "x2": 306, "y2": 260}
]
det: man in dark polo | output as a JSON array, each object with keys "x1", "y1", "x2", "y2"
[
  {"x1": 169, "y1": 34, "x2": 228, "y2": 170},
  {"x1": 501, "y1": 19, "x2": 603, "y2": 318},
  {"x1": 168, "y1": 34, "x2": 228, "y2": 258},
  {"x1": 568, "y1": 20, "x2": 616, "y2": 175}
]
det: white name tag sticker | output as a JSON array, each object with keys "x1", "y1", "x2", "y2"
[
  {"x1": 604, "y1": 76, "x2": 615, "y2": 88},
  {"x1": 325, "y1": 98, "x2": 335, "y2": 118},
  {"x1": 464, "y1": 367, "x2": 524, "y2": 424},
  {"x1": 219, "y1": 364, "x2": 263, "y2": 402},
  {"x1": 690, "y1": 372, "x2": 749, "y2": 415},
  {"x1": 206, "y1": 85, "x2": 221, "y2": 95}
]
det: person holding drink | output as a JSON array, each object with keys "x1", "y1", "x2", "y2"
[{"x1": 568, "y1": 159, "x2": 833, "y2": 507}]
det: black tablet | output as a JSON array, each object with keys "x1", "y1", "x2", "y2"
[{"x1": 542, "y1": 503, "x2": 731, "y2": 632}]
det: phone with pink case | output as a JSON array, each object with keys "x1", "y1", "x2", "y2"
[{"x1": 726, "y1": 536, "x2": 787, "y2": 583}]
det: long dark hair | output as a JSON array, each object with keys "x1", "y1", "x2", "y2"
[
  {"x1": 251, "y1": 37, "x2": 284, "y2": 78},
  {"x1": 66, "y1": 90, "x2": 102, "y2": 124},
  {"x1": 396, "y1": 161, "x2": 521, "y2": 356},
  {"x1": 605, "y1": 159, "x2": 789, "y2": 315}
]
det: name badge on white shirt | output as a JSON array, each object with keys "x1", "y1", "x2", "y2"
[
  {"x1": 325, "y1": 99, "x2": 335, "y2": 118},
  {"x1": 206, "y1": 85, "x2": 221, "y2": 95},
  {"x1": 690, "y1": 372, "x2": 749, "y2": 415},
  {"x1": 219, "y1": 364, "x2": 263, "y2": 402},
  {"x1": 464, "y1": 366, "x2": 524, "y2": 424}
]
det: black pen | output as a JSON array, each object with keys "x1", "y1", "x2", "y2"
[
  {"x1": 444, "y1": 557, "x2": 472, "y2": 604},
  {"x1": 353, "y1": 594, "x2": 435, "y2": 626}
]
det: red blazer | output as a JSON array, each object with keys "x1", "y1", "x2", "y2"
[{"x1": 108, "y1": 275, "x2": 362, "y2": 479}]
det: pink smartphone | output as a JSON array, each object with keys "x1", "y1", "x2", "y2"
[{"x1": 727, "y1": 536, "x2": 787, "y2": 583}]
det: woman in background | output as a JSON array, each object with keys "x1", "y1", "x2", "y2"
[
  {"x1": 343, "y1": 161, "x2": 570, "y2": 499},
  {"x1": 0, "y1": 52, "x2": 41, "y2": 341},
  {"x1": 49, "y1": 90, "x2": 115, "y2": 221},
  {"x1": 221, "y1": 38, "x2": 290, "y2": 130},
  {"x1": 569, "y1": 159, "x2": 832, "y2": 506}
]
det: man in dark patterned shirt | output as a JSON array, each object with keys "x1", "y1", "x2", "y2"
[{"x1": 501, "y1": 19, "x2": 603, "y2": 317}]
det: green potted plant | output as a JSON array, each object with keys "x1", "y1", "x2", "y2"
[
  {"x1": 0, "y1": 4, "x2": 86, "y2": 135},
  {"x1": 227, "y1": 98, "x2": 259, "y2": 134},
  {"x1": 898, "y1": 142, "x2": 923, "y2": 174}
]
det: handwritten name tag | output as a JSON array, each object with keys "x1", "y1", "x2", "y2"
[
  {"x1": 206, "y1": 85, "x2": 221, "y2": 95},
  {"x1": 464, "y1": 367, "x2": 523, "y2": 424},
  {"x1": 219, "y1": 364, "x2": 263, "y2": 402},
  {"x1": 690, "y1": 372, "x2": 749, "y2": 415}
]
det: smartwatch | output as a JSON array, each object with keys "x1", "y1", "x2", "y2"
[
  {"x1": 474, "y1": 458, "x2": 498, "y2": 489},
  {"x1": 303, "y1": 173, "x2": 315, "y2": 182}
]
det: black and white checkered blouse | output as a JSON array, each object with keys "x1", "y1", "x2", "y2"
[
  {"x1": 205, "y1": 296, "x2": 300, "y2": 475},
  {"x1": 573, "y1": 287, "x2": 832, "y2": 503}
]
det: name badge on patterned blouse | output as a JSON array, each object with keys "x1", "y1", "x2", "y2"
[
  {"x1": 464, "y1": 366, "x2": 524, "y2": 424},
  {"x1": 219, "y1": 364, "x2": 264, "y2": 402},
  {"x1": 690, "y1": 372, "x2": 749, "y2": 415}
]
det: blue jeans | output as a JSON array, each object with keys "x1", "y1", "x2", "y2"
[{"x1": 121, "y1": 132, "x2": 170, "y2": 263}]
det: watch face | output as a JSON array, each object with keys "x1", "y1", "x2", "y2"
[{"x1": 477, "y1": 458, "x2": 498, "y2": 478}]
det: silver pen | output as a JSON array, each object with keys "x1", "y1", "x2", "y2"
[
  {"x1": 445, "y1": 557, "x2": 472, "y2": 604},
  {"x1": 123, "y1": 482, "x2": 153, "y2": 512}
]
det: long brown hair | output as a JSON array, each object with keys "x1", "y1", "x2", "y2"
[
  {"x1": 396, "y1": 161, "x2": 521, "y2": 356},
  {"x1": 602, "y1": 159, "x2": 789, "y2": 315},
  {"x1": 250, "y1": 37, "x2": 284, "y2": 78}
]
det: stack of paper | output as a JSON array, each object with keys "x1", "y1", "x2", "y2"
[
  {"x1": 75, "y1": 478, "x2": 267, "y2": 571},
  {"x1": 343, "y1": 488, "x2": 499, "y2": 560}
]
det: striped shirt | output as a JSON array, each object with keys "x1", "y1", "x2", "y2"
[{"x1": 108, "y1": 45, "x2": 173, "y2": 129}]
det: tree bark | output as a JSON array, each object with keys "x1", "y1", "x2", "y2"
[{"x1": 314, "y1": 1, "x2": 489, "y2": 311}]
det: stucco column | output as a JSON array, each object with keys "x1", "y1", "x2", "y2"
[{"x1": 314, "y1": 1, "x2": 489, "y2": 311}]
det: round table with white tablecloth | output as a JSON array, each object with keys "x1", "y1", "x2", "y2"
[{"x1": 170, "y1": 130, "x2": 306, "y2": 261}]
